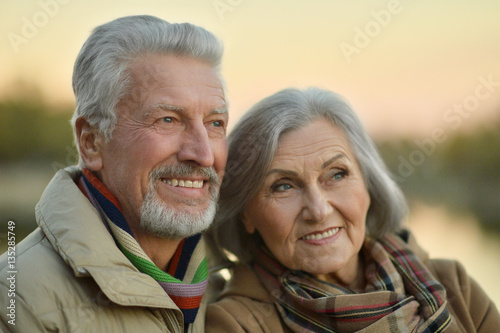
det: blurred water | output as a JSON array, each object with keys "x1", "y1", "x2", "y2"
[{"x1": 409, "y1": 201, "x2": 500, "y2": 308}]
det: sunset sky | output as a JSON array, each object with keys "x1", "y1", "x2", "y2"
[{"x1": 2, "y1": 0, "x2": 500, "y2": 138}]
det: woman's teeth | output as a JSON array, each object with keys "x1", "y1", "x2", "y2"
[
  {"x1": 161, "y1": 179, "x2": 204, "y2": 188},
  {"x1": 302, "y1": 228, "x2": 340, "y2": 240}
]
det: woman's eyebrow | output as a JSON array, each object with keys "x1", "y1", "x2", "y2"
[
  {"x1": 266, "y1": 154, "x2": 349, "y2": 177},
  {"x1": 321, "y1": 153, "x2": 349, "y2": 169},
  {"x1": 265, "y1": 169, "x2": 299, "y2": 178}
]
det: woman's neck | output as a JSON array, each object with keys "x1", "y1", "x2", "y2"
[{"x1": 316, "y1": 253, "x2": 366, "y2": 291}]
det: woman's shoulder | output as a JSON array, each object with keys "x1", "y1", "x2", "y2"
[
  {"x1": 206, "y1": 294, "x2": 283, "y2": 333},
  {"x1": 394, "y1": 230, "x2": 500, "y2": 331},
  {"x1": 426, "y1": 257, "x2": 500, "y2": 331},
  {"x1": 214, "y1": 264, "x2": 273, "y2": 301},
  {"x1": 206, "y1": 264, "x2": 287, "y2": 333}
]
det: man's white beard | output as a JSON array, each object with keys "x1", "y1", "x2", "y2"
[{"x1": 139, "y1": 164, "x2": 220, "y2": 239}]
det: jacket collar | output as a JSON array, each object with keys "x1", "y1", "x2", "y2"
[{"x1": 36, "y1": 166, "x2": 180, "y2": 310}]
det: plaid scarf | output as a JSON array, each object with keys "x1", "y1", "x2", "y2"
[
  {"x1": 254, "y1": 232, "x2": 457, "y2": 332},
  {"x1": 80, "y1": 168, "x2": 208, "y2": 325}
]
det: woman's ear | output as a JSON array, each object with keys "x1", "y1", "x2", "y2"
[
  {"x1": 75, "y1": 117, "x2": 104, "y2": 172},
  {"x1": 240, "y1": 210, "x2": 256, "y2": 234}
]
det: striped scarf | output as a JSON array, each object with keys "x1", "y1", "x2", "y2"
[
  {"x1": 80, "y1": 168, "x2": 208, "y2": 325},
  {"x1": 254, "y1": 231, "x2": 457, "y2": 332}
]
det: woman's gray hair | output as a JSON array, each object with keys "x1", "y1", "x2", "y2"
[
  {"x1": 207, "y1": 87, "x2": 408, "y2": 266},
  {"x1": 71, "y1": 15, "x2": 223, "y2": 153}
]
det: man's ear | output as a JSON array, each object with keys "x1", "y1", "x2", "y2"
[
  {"x1": 240, "y1": 211, "x2": 256, "y2": 234},
  {"x1": 75, "y1": 117, "x2": 104, "y2": 172}
]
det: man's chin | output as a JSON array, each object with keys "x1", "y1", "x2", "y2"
[
  {"x1": 156, "y1": 191, "x2": 212, "y2": 207},
  {"x1": 140, "y1": 216, "x2": 213, "y2": 240},
  {"x1": 140, "y1": 196, "x2": 217, "y2": 239}
]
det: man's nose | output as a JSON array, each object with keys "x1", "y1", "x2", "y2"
[{"x1": 177, "y1": 122, "x2": 215, "y2": 167}]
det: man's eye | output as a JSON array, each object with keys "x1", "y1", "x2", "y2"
[
  {"x1": 212, "y1": 120, "x2": 223, "y2": 127},
  {"x1": 162, "y1": 117, "x2": 173, "y2": 123}
]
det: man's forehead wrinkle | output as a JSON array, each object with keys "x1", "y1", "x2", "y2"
[
  {"x1": 154, "y1": 103, "x2": 227, "y2": 112},
  {"x1": 152, "y1": 81, "x2": 222, "y2": 88},
  {"x1": 132, "y1": 82, "x2": 223, "y2": 90},
  {"x1": 132, "y1": 66, "x2": 222, "y2": 89}
]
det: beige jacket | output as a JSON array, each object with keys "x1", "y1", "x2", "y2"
[
  {"x1": 0, "y1": 167, "x2": 206, "y2": 332},
  {"x1": 206, "y1": 235, "x2": 500, "y2": 332}
]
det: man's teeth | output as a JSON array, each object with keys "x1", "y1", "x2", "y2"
[
  {"x1": 302, "y1": 228, "x2": 340, "y2": 241},
  {"x1": 161, "y1": 179, "x2": 204, "y2": 188}
]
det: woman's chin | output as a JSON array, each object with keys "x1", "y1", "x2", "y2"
[{"x1": 300, "y1": 262, "x2": 346, "y2": 279}]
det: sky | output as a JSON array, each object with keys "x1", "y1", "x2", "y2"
[{"x1": 1, "y1": 0, "x2": 500, "y2": 139}]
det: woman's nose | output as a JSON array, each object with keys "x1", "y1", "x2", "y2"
[{"x1": 301, "y1": 186, "x2": 334, "y2": 223}]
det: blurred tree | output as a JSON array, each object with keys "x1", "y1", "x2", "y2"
[
  {"x1": 0, "y1": 99, "x2": 75, "y2": 163},
  {"x1": 378, "y1": 119, "x2": 500, "y2": 234},
  {"x1": 0, "y1": 97, "x2": 77, "y2": 252}
]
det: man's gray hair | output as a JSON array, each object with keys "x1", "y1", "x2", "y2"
[
  {"x1": 207, "y1": 87, "x2": 408, "y2": 266},
  {"x1": 71, "y1": 15, "x2": 223, "y2": 152}
]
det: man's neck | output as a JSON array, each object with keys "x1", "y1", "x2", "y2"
[{"x1": 134, "y1": 231, "x2": 182, "y2": 272}]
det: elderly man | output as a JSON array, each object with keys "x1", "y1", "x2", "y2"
[{"x1": 0, "y1": 15, "x2": 228, "y2": 332}]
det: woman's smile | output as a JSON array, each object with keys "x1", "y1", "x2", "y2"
[{"x1": 299, "y1": 226, "x2": 342, "y2": 244}]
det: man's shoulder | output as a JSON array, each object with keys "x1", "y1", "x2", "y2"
[
  {"x1": 1, "y1": 227, "x2": 59, "y2": 268},
  {"x1": 0, "y1": 227, "x2": 52, "y2": 276},
  {"x1": 0, "y1": 228, "x2": 81, "y2": 310}
]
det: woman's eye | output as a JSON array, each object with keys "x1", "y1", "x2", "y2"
[
  {"x1": 330, "y1": 170, "x2": 347, "y2": 181},
  {"x1": 271, "y1": 183, "x2": 292, "y2": 192}
]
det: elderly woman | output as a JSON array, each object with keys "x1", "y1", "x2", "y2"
[{"x1": 206, "y1": 88, "x2": 500, "y2": 332}]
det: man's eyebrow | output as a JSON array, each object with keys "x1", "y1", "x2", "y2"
[
  {"x1": 321, "y1": 153, "x2": 349, "y2": 169},
  {"x1": 156, "y1": 104, "x2": 185, "y2": 112},
  {"x1": 211, "y1": 105, "x2": 228, "y2": 114},
  {"x1": 146, "y1": 104, "x2": 228, "y2": 116},
  {"x1": 143, "y1": 104, "x2": 184, "y2": 118}
]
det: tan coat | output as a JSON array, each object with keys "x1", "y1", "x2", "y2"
[
  {"x1": 0, "y1": 167, "x2": 206, "y2": 332},
  {"x1": 206, "y1": 235, "x2": 500, "y2": 332}
]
